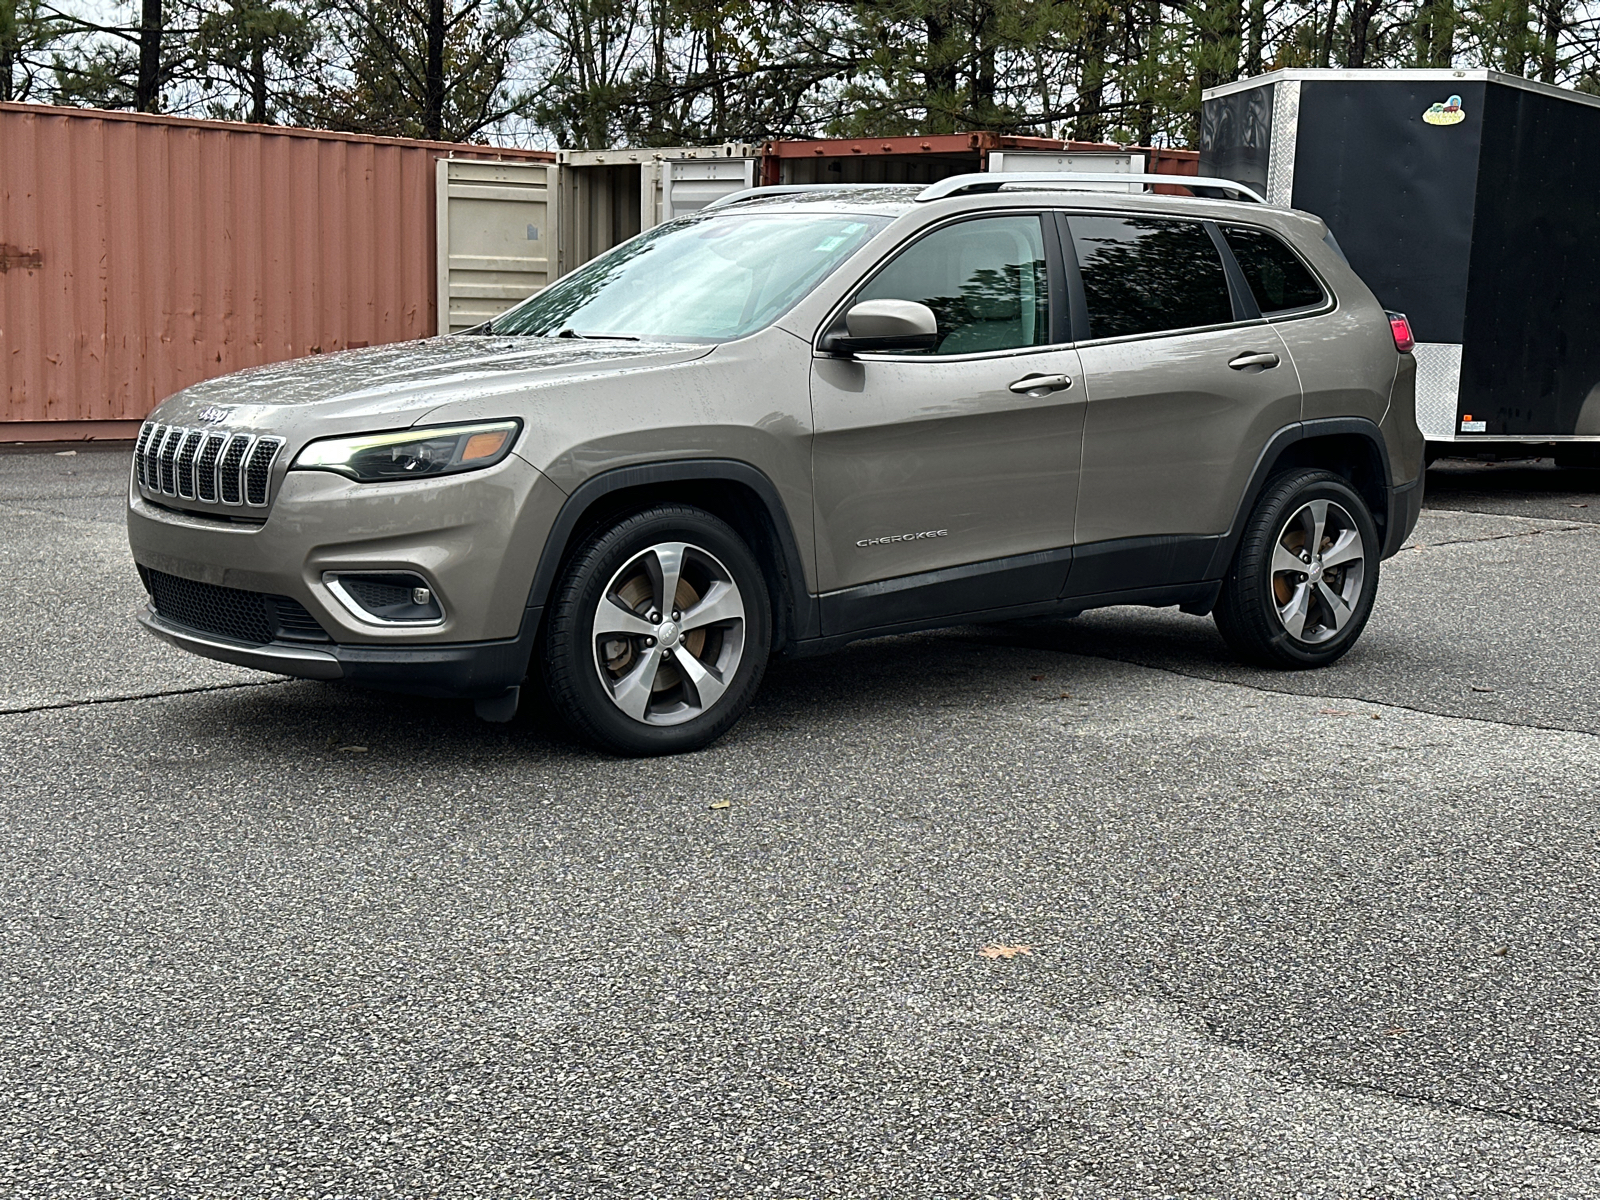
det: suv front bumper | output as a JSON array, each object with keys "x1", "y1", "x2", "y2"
[
  {"x1": 138, "y1": 606, "x2": 541, "y2": 698},
  {"x1": 128, "y1": 452, "x2": 566, "y2": 698}
]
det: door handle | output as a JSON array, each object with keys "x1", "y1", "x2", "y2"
[
  {"x1": 1228, "y1": 351, "x2": 1281, "y2": 371},
  {"x1": 1009, "y1": 373, "x2": 1073, "y2": 394}
]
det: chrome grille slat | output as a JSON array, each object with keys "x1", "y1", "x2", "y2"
[
  {"x1": 133, "y1": 422, "x2": 155, "y2": 486},
  {"x1": 175, "y1": 430, "x2": 202, "y2": 499},
  {"x1": 143, "y1": 424, "x2": 165, "y2": 490},
  {"x1": 219, "y1": 434, "x2": 252, "y2": 505},
  {"x1": 244, "y1": 437, "x2": 284, "y2": 507},
  {"x1": 158, "y1": 427, "x2": 182, "y2": 495},
  {"x1": 195, "y1": 433, "x2": 227, "y2": 502}
]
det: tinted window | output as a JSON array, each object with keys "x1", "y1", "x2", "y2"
[
  {"x1": 856, "y1": 215, "x2": 1049, "y2": 354},
  {"x1": 1223, "y1": 225, "x2": 1326, "y2": 313},
  {"x1": 1068, "y1": 216, "x2": 1233, "y2": 339}
]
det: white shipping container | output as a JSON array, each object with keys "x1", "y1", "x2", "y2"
[{"x1": 986, "y1": 149, "x2": 1147, "y2": 191}]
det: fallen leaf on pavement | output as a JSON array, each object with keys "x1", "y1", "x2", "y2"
[
  {"x1": 980, "y1": 944, "x2": 1033, "y2": 959},
  {"x1": 1490, "y1": 944, "x2": 1509, "y2": 956},
  {"x1": 1470, "y1": 685, "x2": 1495, "y2": 693},
  {"x1": 708, "y1": 800, "x2": 731, "y2": 810}
]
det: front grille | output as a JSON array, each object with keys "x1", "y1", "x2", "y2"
[
  {"x1": 135, "y1": 423, "x2": 285, "y2": 511},
  {"x1": 142, "y1": 567, "x2": 331, "y2": 645}
]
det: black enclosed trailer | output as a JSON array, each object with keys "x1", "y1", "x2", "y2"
[{"x1": 1200, "y1": 69, "x2": 1600, "y2": 457}]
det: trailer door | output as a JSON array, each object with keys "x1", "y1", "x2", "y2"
[{"x1": 436, "y1": 158, "x2": 557, "y2": 335}]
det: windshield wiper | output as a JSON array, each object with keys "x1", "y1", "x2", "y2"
[{"x1": 550, "y1": 328, "x2": 639, "y2": 341}]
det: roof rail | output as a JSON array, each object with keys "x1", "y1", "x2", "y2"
[
  {"x1": 915, "y1": 172, "x2": 1268, "y2": 205},
  {"x1": 704, "y1": 183, "x2": 889, "y2": 211}
]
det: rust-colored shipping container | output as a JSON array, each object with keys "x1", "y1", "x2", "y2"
[
  {"x1": 759, "y1": 133, "x2": 1199, "y2": 186},
  {"x1": 0, "y1": 102, "x2": 551, "y2": 440}
]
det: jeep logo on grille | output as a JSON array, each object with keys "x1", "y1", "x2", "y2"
[{"x1": 196, "y1": 405, "x2": 233, "y2": 425}]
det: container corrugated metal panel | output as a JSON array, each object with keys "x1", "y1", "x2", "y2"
[{"x1": 0, "y1": 102, "x2": 551, "y2": 433}]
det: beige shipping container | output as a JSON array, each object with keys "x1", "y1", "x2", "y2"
[
  {"x1": 553, "y1": 144, "x2": 757, "y2": 277},
  {"x1": 0, "y1": 102, "x2": 551, "y2": 440}
]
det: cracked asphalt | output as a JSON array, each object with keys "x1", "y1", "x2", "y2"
[{"x1": 3, "y1": 446, "x2": 1600, "y2": 1198}]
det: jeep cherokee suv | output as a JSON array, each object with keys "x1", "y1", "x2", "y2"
[{"x1": 127, "y1": 173, "x2": 1424, "y2": 755}]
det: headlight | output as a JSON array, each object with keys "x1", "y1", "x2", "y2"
[{"x1": 292, "y1": 420, "x2": 521, "y2": 482}]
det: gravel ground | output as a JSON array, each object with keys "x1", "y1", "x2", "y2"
[{"x1": 2, "y1": 446, "x2": 1598, "y2": 1199}]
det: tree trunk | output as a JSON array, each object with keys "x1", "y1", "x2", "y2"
[
  {"x1": 1348, "y1": 0, "x2": 1374, "y2": 66},
  {"x1": 136, "y1": 0, "x2": 162, "y2": 111},
  {"x1": 425, "y1": 0, "x2": 446, "y2": 139},
  {"x1": 250, "y1": 36, "x2": 267, "y2": 123},
  {"x1": 1318, "y1": 0, "x2": 1339, "y2": 68},
  {"x1": 1539, "y1": 0, "x2": 1565, "y2": 82}
]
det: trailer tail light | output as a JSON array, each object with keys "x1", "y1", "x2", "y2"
[{"x1": 1387, "y1": 311, "x2": 1415, "y2": 354}]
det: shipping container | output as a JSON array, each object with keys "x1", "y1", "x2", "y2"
[
  {"x1": 0, "y1": 101, "x2": 551, "y2": 440},
  {"x1": 1200, "y1": 69, "x2": 1600, "y2": 451},
  {"x1": 760, "y1": 134, "x2": 1197, "y2": 187},
  {"x1": 552, "y1": 144, "x2": 757, "y2": 277}
]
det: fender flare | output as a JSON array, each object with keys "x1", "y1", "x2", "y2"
[
  {"x1": 523, "y1": 459, "x2": 819, "y2": 644},
  {"x1": 1204, "y1": 416, "x2": 1394, "y2": 579}
]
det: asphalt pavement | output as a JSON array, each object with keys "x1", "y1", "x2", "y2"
[{"x1": 3, "y1": 446, "x2": 1599, "y2": 1199}]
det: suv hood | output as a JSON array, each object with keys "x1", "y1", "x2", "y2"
[{"x1": 147, "y1": 336, "x2": 715, "y2": 434}]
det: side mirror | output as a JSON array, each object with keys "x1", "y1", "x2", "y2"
[{"x1": 822, "y1": 300, "x2": 938, "y2": 355}]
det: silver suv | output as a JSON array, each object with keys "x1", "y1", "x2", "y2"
[{"x1": 127, "y1": 174, "x2": 1424, "y2": 755}]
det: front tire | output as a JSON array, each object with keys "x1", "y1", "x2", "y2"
[
  {"x1": 1213, "y1": 469, "x2": 1380, "y2": 668},
  {"x1": 542, "y1": 504, "x2": 771, "y2": 755}
]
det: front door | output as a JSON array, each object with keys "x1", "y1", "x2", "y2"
[
  {"x1": 1063, "y1": 211, "x2": 1302, "y2": 593},
  {"x1": 810, "y1": 213, "x2": 1085, "y2": 628}
]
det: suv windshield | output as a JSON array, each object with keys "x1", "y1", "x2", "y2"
[{"x1": 488, "y1": 211, "x2": 890, "y2": 342}]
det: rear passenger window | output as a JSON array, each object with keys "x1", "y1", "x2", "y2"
[
  {"x1": 1223, "y1": 226, "x2": 1325, "y2": 313},
  {"x1": 1068, "y1": 216, "x2": 1234, "y2": 339},
  {"x1": 855, "y1": 215, "x2": 1049, "y2": 355}
]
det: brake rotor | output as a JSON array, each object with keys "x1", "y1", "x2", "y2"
[
  {"x1": 607, "y1": 572, "x2": 707, "y2": 692},
  {"x1": 1274, "y1": 528, "x2": 1307, "y2": 605}
]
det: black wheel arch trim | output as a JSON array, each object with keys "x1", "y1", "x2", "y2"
[
  {"x1": 1206, "y1": 416, "x2": 1398, "y2": 578},
  {"x1": 524, "y1": 459, "x2": 819, "y2": 647}
]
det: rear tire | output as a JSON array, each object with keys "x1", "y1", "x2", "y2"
[
  {"x1": 542, "y1": 504, "x2": 771, "y2": 756},
  {"x1": 1213, "y1": 469, "x2": 1380, "y2": 669}
]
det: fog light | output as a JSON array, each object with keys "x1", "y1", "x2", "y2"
[{"x1": 323, "y1": 572, "x2": 444, "y2": 625}]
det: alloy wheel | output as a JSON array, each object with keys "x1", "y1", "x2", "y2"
[
  {"x1": 1270, "y1": 498, "x2": 1366, "y2": 644},
  {"x1": 591, "y1": 541, "x2": 747, "y2": 725}
]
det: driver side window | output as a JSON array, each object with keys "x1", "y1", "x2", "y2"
[{"x1": 855, "y1": 215, "x2": 1050, "y2": 355}]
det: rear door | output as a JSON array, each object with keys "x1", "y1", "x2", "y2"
[
  {"x1": 1218, "y1": 222, "x2": 1394, "y2": 428},
  {"x1": 1064, "y1": 210, "x2": 1301, "y2": 593},
  {"x1": 810, "y1": 212, "x2": 1084, "y2": 619}
]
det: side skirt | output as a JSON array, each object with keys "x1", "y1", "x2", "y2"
[{"x1": 797, "y1": 536, "x2": 1223, "y2": 655}]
